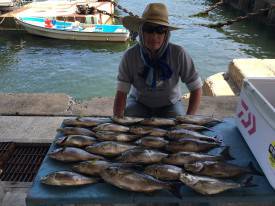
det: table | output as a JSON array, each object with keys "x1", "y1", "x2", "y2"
[{"x1": 25, "y1": 118, "x2": 275, "y2": 206}]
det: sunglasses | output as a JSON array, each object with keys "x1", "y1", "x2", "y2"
[{"x1": 142, "y1": 24, "x2": 168, "y2": 34}]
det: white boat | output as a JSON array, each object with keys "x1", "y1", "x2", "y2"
[{"x1": 15, "y1": 16, "x2": 130, "y2": 42}]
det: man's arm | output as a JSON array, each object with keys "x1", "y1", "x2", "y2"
[
  {"x1": 186, "y1": 87, "x2": 202, "y2": 115},
  {"x1": 113, "y1": 90, "x2": 127, "y2": 118}
]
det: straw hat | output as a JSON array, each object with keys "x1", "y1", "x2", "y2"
[{"x1": 122, "y1": 3, "x2": 180, "y2": 32}]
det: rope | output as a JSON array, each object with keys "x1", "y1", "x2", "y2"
[
  {"x1": 199, "y1": 8, "x2": 270, "y2": 28},
  {"x1": 0, "y1": 15, "x2": 6, "y2": 25},
  {"x1": 190, "y1": 0, "x2": 224, "y2": 17},
  {"x1": 99, "y1": 0, "x2": 137, "y2": 16}
]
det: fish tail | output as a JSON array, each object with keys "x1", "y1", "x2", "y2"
[
  {"x1": 247, "y1": 162, "x2": 264, "y2": 176},
  {"x1": 220, "y1": 146, "x2": 235, "y2": 160},
  {"x1": 169, "y1": 182, "x2": 182, "y2": 199},
  {"x1": 241, "y1": 176, "x2": 257, "y2": 188}
]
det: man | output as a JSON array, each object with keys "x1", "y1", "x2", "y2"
[{"x1": 113, "y1": 3, "x2": 202, "y2": 118}]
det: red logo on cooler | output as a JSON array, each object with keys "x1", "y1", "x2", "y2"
[{"x1": 238, "y1": 99, "x2": 256, "y2": 135}]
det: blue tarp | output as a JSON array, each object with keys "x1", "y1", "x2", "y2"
[{"x1": 25, "y1": 118, "x2": 275, "y2": 206}]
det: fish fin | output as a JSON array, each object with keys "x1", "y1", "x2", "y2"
[
  {"x1": 241, "y1": 176, "x2": 257, "y2": 188},
  {"x1": 247, "y1": 162, "x2": 264, "y2": 176},
  {"x1": 220, "y1": 146, "x2": 235, "y2": 160},
  {"x1": 169, "y1": 182, "x2": 182, "y2": 199}
]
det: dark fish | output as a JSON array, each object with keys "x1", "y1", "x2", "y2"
[
  {"x1": 140, "y1": 118, "x2": 176, "y2": 127},
  {"x1": 163, "y1": 147, "x2": 234, "y2": 166},
  {"x1": 57, "y1": 127, "x2": 95, "y2": 137},
  {"x1": 85, "y1": 141, "x2": 136, "y2": 157},
  {"x1": 167, "y1": 129, "x2": 220, "y2": 143},
  {"x1": 55, "y1": 135, "x2": 97, "y2": 148},
  {"x1": 135, "y1": 136, "x2": 169, "y2": 149},
  {"x1": 176, "y1": 115, "x2": 223, "y2": 126},
  {"x1": 101, "y1": 166, "x2": 181, "y2": 198},
  {"x1": 95, "y1": 131, "x2": 140, "y2": 142},
  {"x1": 144, "y1": 164, "x2": 183, "y2": 181},
  {"x1": 184, "y1": 161, "x2": 263, "y2": 178},
  {"x1": 117, "y1": 148, "x2": 168, "y2": 164},
  {"x1": 48, "y1": 147, "x2": 104, "y2": 162},
  {"x1": 180, "y1": 172, "x2": 255, "y2": 195},
  {"x1": 165, "y1": 138, "x2": 221, "y2": 153},
  {"x1": 63, "y1": 117, "x2": 111, "y2": 127},
  {"x1": 93, "y1": 123, "x2": 129, "y2": 133},
  {"x1": 130, "y1": 126, "x2": 167, "y2": 136},
  {"x1": 111, "y1": 116, "x2": 144, "y2": 125},
  {"x1": 41, "y1": 171, "x2": 99, "y2": 186}
]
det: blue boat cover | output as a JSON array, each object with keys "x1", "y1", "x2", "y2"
[{"x1": 26, "y1": 118, "x2": 275, "y2": 206}]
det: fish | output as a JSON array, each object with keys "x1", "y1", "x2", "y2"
[
  {"x1": 72, "y1": 160, "x2": 139, "y2": 176},
  {"x1": 140, "y1": 118, "x2": 176, "y2": 127},
  {"x1": 184, "y1": 161, "x2": 263, "y2": 178},
  {"x1": 176, "y1": 115, "x2": 223, "y2": 126},
  {"x1": 85, "y1": 141, "x2": 137, "y2": 157},
  {"x1": 111, "y1": 116, "x2": 144, "y2": 125},
  {"x1": 55, "y1": 135, "x2": 97, "y2": 148},
  {"x1": 144, "y1": 164, "x2": 183, "y2": 181},
  {"x1": 95, "y1": 131, "x2": 140, "y2": 142},
  {"x1": 63, "y1": 117, "x2": 111, "y2": 127},
  {"x1": 41, "y1": 171, "x2": 99, "y2": 186},
  {"x1": 48, "y1": 147, "x2": 104, "y2": 162},
  {"x1": 165, "y1": 138, "x2": 221, "y2": 153},
  {"x1": 100, "y1": 166, "x2": 181, "y2": 197},
  {"x1": 167, "y1": 129, "x2": 220, "y2": 143},
  {"x1": 162, "y1": 147, "x2": 234, "y2": 166},
  {"x1": 57, "y1": 127, "x2": 95, "y2": 137},
  {"x1": 117, "y1": 148, "x2": 168, "y2": 164},
  {"x1": 135, "y1": 136, "x2": 169, "y2": 149},
  {"x1": 172, "y1": 123, "x2": 214, "y2": 131},
  {"x1": 93, "y1": 123, "x2": 129, "y2": 133},
  {"x1": 130, "y1": 126, "x2": 167, "y2": 136},
  {"x1": 179, "y1": 172, "x2": 255, "y2": 195}
]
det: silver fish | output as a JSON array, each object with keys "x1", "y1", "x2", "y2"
[
  {"x1": 135, "y1": 136, "x2": 169, "y2": 149},
  {"x1": 165, "y1": 138, "x2": 221, "y2": 153},
  {"x1": 41, "y1": 171, "x2": 99, "y2": 186},
  {"x1": 57, "y1": 127, "x2": 95, "y2": 137},
  {"x1": 130, "y1": 126, "x2": 167, "y2": 136},
  {"x1": 101, "y1": 166, "x2": 181, "y2": 196},
  {"x1": 179, "y1": 172, "x2": 253, "y2": 195},
  {"x1": 117, "y1": 148, "x2": 168, "y2": 164},
  {"x1": 95, "y1": 131, "x2": 140, "y2": 142},
  {"x1": 184, "y1": 161, "x2": 262, "y2": 178},
  {"x1": 48, "y1": 147, "x2": 104, "y2": 162},
  {"x1": 167, "y1": 129, "x2": 220, "y2": 143},
  {"x1": 72, "y1": 160, "x2": 137, "y2": 176},
  {"x1": 55, "y1": 135, "x2": 97, "y2": 148},
  {"x1": 144, "y1": 164, "x2": 183, "y2": 181},
  {"x1": 85, "y1": 141, "x2": 136, "y2": 157},
  {"x1": 163, "y1": 147, "x2": 234, "y2": 166},
  {"x1": 176, "y1": 115, "x2": 223, "y2": 126},
  {"x1": 93, "y1": 123, "x2": 129, "y2": 133},
  {"x1": 140, "y1": 118, "x2": 176, "y2": 127},
  {"x1": 111, "y1": 116, "x2": 144, "y2": 125},
  {"x1": 63, "y1": 117, "x2": 111, "y2": 127},
  {"x1": 173, "y1": 123, "x2": 213, "y2": 131}
]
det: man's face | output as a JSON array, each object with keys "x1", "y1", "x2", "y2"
[{"x1": 142, "y1": 23, "x2": 168, "y2": 53}]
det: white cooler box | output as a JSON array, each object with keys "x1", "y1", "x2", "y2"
[{"x1": 236, "y1": 77, "x2": 275, "y2": 189}]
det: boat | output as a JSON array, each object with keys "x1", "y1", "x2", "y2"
[{"x1": 15, "y1": 16, "x2": 130, "y2": 42}]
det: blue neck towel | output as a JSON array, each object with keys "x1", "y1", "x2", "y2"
[{"x1": 140, "y1": 45, "x2": 173, "y2": 88}]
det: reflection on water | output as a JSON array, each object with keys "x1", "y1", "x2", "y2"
[{"x1": 0, "y1": 0, "x2": 274, "y2": 101}]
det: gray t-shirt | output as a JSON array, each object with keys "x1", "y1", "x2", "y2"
[{"x1": 116, "y1": 43, "x2": 202, "y2": 108}]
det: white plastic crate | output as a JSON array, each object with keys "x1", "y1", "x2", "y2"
[{"x1": 236, "y1": 77, "x2": 275, "y2": 189}]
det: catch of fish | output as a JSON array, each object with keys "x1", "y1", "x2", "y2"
[{"x1": 41, "y1": 115, "x2": 260, "y2": 197}]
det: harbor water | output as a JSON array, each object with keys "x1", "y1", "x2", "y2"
[{"x1": 0, "y1": 0, "x2": 274, "y2": 101}]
